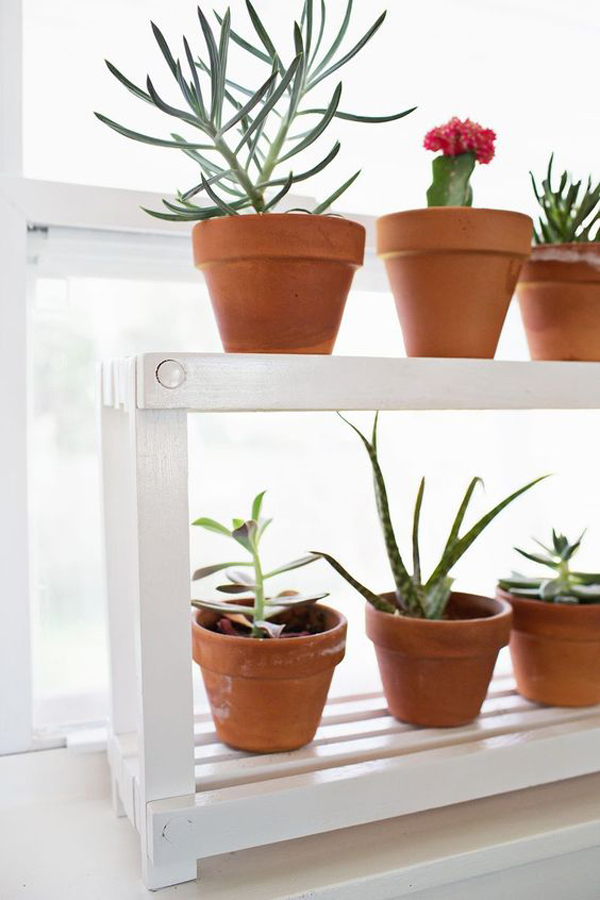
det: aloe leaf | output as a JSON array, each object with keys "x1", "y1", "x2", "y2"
[
  {"x1": 311, "y1": 0, "x2": 353, "y2": 77},
  {"x1": 105, "y1": 61, "x2": 151, "y2": 103},
  {"x1": 193, "y1": 561, "x2": 252, "y2": 580},
  {"x1": 515, "y1": 547, "x2": 559, "y2": 568},
  {"x1": 235, "y1": 54, "x2": 302, "y2": 152},
  {"x1": 412, "y1": 478, "x2": 425, "y2": 585},
  {"x1": 308, "y1": 10, "x2": 386, "y2": 90},
  {"x1": 426, "y1": 476, "x2": 549, "y2": 591},
  {"x1": 442, "y1": 477, "x2": 483, "y2": 557},
  {"x1": 218, "y1": 70, "x2": 277, "y2": 136},
  {"x1": 279, "y1": 82, "x2": 341, "y2": 162},
  {"x1": 336, "y1": 413, "x2": 416, "y2": 609},
  {"x1": 95, "y1": 114, "x2": 211, "y2": 149},
  {"x1": 263, "y1": 554, "x2": 319, "y2": 579},
  {"x1": 151, "y1": 21, "x2": 178, "y2": 76},
  {"x1": 312, "y1": 550, "x2": 396, "y2": 613},
  {"x1": 312, "y1": 169, "x2": 360, "y2": 215},
  {"x1": 425, "y1": 575, "x2": 454, "y2": 620},
  {"x1": 191, "y1": 517, "x2": 232, "y2": 536}
]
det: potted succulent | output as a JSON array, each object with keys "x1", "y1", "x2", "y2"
[
  {"x1": 498, "y1": 531, "x2": 600, "y2": 707},
  {"x1": 517, "y1": 155, "x2": 600, "y2": 360},
  {"x1": 314, "y1": 414, "x2": 545, "y2": 727},
  {"x1": 191, "y1": 492, "x2": 346, "y2": 751},
  {"x1": 376, "y1": 117, "x2": 533, "y2": 358},
  {"x1": 96, "y1": 2, "x2": 414, "y2": 354}
]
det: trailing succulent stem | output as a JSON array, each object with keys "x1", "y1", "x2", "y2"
[
  {"x1": 531, "y1": 154, "x2": 600, "y2": 244},
  {"x1": 96, "y1": 1, "x2": 415, "y2": 220},
  {"x1": 192, "y1": 492, "x2": 328, "y2": 638},
  {"x1": 314, "y1": 414, "x2": 547, "y2": 620},
  {"x1": 500, "y1": 530, "x2": 600, "y2": 604},
  {"x1": 426, "y1": 152, "x2": 475, "y2": 207}
]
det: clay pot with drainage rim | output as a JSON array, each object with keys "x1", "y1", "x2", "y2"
[
  {"x1": 365, "y1": 592, "x2": 512, "y2": 727},
  {"x1": 192, "y1": 214, "x2": 366, "y2": 354},
  {"x1": 497, "y1": 587, "x2": 600, "y2": 707},
  {"x1": 191, "y1": 603, "x2": 347, "y2": 752},
  {"x1": 516, "y1": 243, "x2": 600, "y2": 360},
  {"x1": 376, "y1": 207, "x2": 533, "y2": 358}
]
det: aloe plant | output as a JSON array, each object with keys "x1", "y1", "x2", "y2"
[
  {"x1": 95, "y1": 2, "x2": 415, "y2": 221},
  {"x1": 531, "y1": 155, "x2": 600, "y2": 244},
  {"x1": 499, "y1": 530, "x2": 600, "y2": 604},
  {"x1": 192, "y1": 492, "x2": 327, "y2": 637},
  {"x1": 313, "y1": 414, "x2": 546, "y2": 619}
]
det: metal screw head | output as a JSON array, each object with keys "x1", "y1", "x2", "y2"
[{"x1": 156, "y1": 359, "x2": 186, "y2": 389}]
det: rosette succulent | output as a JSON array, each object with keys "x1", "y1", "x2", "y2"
[
  {"x1": 424, "y1": 116, "x2": 496, "y2": 207},
  {"x1": 95, "y1": 1, "x2": 415, "y2": 220},
  {"x1": 192, "y1": 492, "x2": 327, "y2": 638},
  {"x1": 314, "y1": 413, "x2": 546, "y2": 620},
  {"x1": 499, "y1": 530, "x2": 600, "y2": 604},
  {"x1": 530, "y1": 154, "x2": 600, "y2": 244}
]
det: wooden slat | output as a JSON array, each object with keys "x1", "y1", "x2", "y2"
[{"x1": 136, "y1": 353, "x2": 600, "y2": 413}]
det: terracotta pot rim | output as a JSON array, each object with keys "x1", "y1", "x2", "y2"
[
  {"x1": 498, "y1": 586, "x2": 600, "y2": 615},
  {"x1": 528, "y1": 241, "x2": 600, "y2": 252},
  {"x1": 191, "y1": 603, "x2": 347, "y2": 649},
  {"x1": 369, "y1": 591, "x2": 511, "y2": 626},
  {"x1": 377, "y1": 207, "x2": 532, "y2": 223}
]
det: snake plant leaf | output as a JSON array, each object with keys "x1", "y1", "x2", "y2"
[
  {"x1": 200, "y1": 174, "x2": 241, "y2": 215},
  {"x1": 192, "y1": 517, "x2": 232, "y2": 535},
  {"x1": 192, "y1": 561, "x2": 252, "y2": 580},
  {"x1": 308, "y1": 10, "x2": 387, "y2": 90},
  {"x1": 312, "y1": 550, "x2": 396, "y2": 613},
  {"x1": 311, "y1": 0, "x2": 353, "y2": 78},
  {"x1": 95, "y1": 114, "x2": 212, "y2": 149},
  {"x1": 279, "y1": 82, "x2": 342, "y2": 162},
  {"x1": 105, "y1": 61, "x2": 152, "y2": 103},
  {"x1": 263, "y1": 554, "x2": 320, "y2": 579},
  {"x1": 232, "y1": 520, "x2": 258, "y2": 552},
  {"x1": 412, "y1": 477, "x2": 425, "y2": 585},
  {"x1": 235, "y1": 53, "x2": 302, "y2": 153},
  {"x1": 425, "y1": 475, "x2": 548, "y2": 592},
  {"x1": 217, "y1": 70, "x2": 278, "y2": 136},
  {"x1": 151, "y1": 21, "x2": 178, "y2": 76},
  {"x1": 312, "y1": 169, "x2": 361, "y2": 215}
]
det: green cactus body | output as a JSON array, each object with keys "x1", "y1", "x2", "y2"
[{"x1": 426, "y1": 152, "x2": 476, "y2": 207}]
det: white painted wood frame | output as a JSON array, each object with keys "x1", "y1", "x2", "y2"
[{"x1": 100, "y1": 353, "x2": 600, "y2": 890}]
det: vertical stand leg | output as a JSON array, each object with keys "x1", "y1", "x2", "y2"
[{"x1": 131, "y1": 407, "x2": 197, "y2": 889}]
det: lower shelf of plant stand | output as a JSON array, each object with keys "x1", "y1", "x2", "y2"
[{"x1": 109, "y1": 672, "x2": 600, "y2": 870}]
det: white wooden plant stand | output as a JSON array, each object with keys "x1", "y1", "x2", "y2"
[{"x1": 100, "y1": 352, "x2": 600, "y2": 891}]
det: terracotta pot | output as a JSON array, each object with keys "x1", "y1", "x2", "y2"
[
  {"x1": 516, "y1": 243, "x2": 600, "y2": 360},
  {"x1": 498, "y1": 587, "x2": 600, "y2": 706},
  {"x1": 191, "y1": 604, "x2": 347, "y2": 752},
  {"x1": 192, "y1": 214, "x2": 365, "y2": 354},
  {"x1": 365, "y1": 592, "x2": 512, "y2": 727},
  {"x1": 376, "y1": 208, "x2": 533, "y2": 358}
]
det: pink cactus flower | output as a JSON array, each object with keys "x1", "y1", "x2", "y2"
[{"x1": 424, "y1": 117, "x2": 496, "y2": 165}]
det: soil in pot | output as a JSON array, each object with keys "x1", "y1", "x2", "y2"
[
  {"x1": 365, "y1": 592, "x2": 512, "y2": 727},
  {"x1": 376, "y1": 208, "x2": 533, "y2": 358},
  {"x1": 498, "y1": 587, "x2": 600, "y2": 706},
  {"x1": 192, "y1": 214, "x2": 365, "y2": 354},
  {"x1": 192, "y1": 603, "x2": 347, "y2": 752},
  {"x1": 516, "y1": 243, "x2": 600, "y2": 360}
]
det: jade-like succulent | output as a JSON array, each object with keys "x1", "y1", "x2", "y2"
[
  {"x1": 95, "y1": 1, "x2": 415, "y2": 221},
  {"x1": 499, "y1": 530, "x2": 600, "y2": 604},
  {"x1": 530, "y1": 154, "x2": 600, "y2": 244},
  {"x1": 313, "y1": 413, "x2": 546, "y2": 620},
  {"x1": 192, "y1": 492, "x2": 327, "y2": 638},
  {"x1": 424, "y1": 116, "x2": 496, "y2": 207}
]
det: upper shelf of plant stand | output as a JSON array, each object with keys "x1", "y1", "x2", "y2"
[{"x1": 100, "y1": 353, "x2": 600, "y2": 414}]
